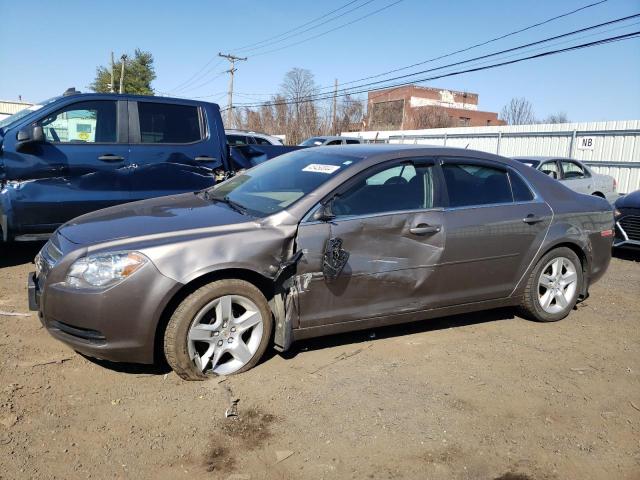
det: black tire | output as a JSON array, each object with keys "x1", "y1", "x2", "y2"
[
  {"x1": 164, "y1": 279, "x2": 272, "y2": 381},
  {"x1": 518, "y1": 247, "x2": 583, "y2": 322}
]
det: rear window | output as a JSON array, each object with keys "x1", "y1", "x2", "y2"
[
  {"x1": 138, "y1": 102, "x2": 201, "y2": 144},
  {"x1": 443, "y1": 163, "x2": 513, "y2": 207}
]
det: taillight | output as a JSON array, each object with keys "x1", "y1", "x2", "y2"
[{"x1": 601, "y1": 229, "x2": 614, "y2": 237}]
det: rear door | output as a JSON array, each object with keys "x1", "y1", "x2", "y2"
[
  {"x1": 295, "y1": 158, "x2": 446, "y2": 328},
  {"x1": 128, "y1": 100, "x2": 223, "y2": 201},
  {"x1": 6, "y1": 99, "x2": 130, "y2": 232},
  {"x1": 435, "y1": 158, "x2": 552, "y2": 306}
]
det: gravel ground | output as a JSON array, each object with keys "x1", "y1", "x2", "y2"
[{"x1": 0, "y1": 243, "x2": 638, "y2": 480}]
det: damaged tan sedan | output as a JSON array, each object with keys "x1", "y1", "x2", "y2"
[{"x1": 29, "y1": 146, "x2": 614, "y2": 380}]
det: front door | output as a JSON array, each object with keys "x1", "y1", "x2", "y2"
[
  {"x1": 295, "y1": 159, "x2": 446, "y2": 328},
  {"x1": 128, "y1": 100, "x2": 223, "y2": 201},
  {"x1": 7, "y1": 99, "x2": 130, "y2": 232}
]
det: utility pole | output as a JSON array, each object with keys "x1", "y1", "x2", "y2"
[
  {"x1": 119, "y1": 54, "x2": 127, "y2": 94},
  {"x1": 331, "y1": 79, "x2": 338, "y2": 135},
  {"x1": 218, "y1": 52, "x2": 247, "y2": 127},
  {"x1": 109, "y1": 52, "x2": 115, "y2": 93}
]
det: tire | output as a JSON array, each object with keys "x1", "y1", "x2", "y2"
[
  {"x1": 164, "y1": 279, "x2": 272, "y2": 380},
  {"x1": 518, "y1": 247, "x2": 583, "y2": 322}
]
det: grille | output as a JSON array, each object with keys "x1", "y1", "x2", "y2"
[{"x1": 620, "y1": 215, "x2": 640, "y2": 241}]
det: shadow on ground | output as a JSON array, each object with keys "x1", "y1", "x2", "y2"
[
  {"x1": 613, "y1": 247, "x2": 640, "y2": 262},
  {"x1": 0, "y1": 242, "x2": 45, "y2": 268},
  {"x1": 277, "y1": 306, "x2": 516, "y2": 360}
]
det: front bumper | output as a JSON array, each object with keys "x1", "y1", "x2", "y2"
[
  {"x1": 30, "y1": 259, "x2": 181, "y2": 364},
  {"x1": 614, "y1": 213, "x2": 640, "y2": 249}
]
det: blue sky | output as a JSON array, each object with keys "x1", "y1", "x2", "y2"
[{"x1": 1, "y1": 0, "x2": 639, "y2": 121}]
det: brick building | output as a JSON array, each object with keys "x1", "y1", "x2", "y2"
[{"x1": 367, "y1": 85, "x2": 504, "y2": 130}]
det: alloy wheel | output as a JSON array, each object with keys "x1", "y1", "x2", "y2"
[
  {"x1": 187, "y1": 294, "x2": 264, "y2": 375},
  {"x1": 537, "y1": 257, "x2": 578, "y2": 314}
]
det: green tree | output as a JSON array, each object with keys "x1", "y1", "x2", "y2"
[{"x1": 89, "y1": 49, "x2": 156, "y2": 95}]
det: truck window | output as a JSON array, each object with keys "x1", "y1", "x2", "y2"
[
  {"x1": 138, "y1": 102, "x2": 201, "y2": 144},
  {"x1": 38, "y1": 100, "x2": 117, "y2": 143}
]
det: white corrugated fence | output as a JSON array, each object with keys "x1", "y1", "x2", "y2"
[{"x1": 343, "y1": 120, "x2": 640, "y2": 193}]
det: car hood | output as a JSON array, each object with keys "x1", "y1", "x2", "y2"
[
  {"x1": 615, "y1": 190, "x2": 640, "y2": 209},
  {"x1": 58, "y1": 192, "x2": 254, "y2": 245}
]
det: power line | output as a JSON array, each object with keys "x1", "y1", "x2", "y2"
[
  {"x1": 169, "y1": 0, "x2": 368, "y2": 93},
  {"x1": 230, "y1": 31, "x2": 639, "y2": 108},
  {"x1": 249, "y1": 0, "x2": 405, "y2": 57},
  {"x1": 233, "y1": 14, "x2": 640, "y2": 106},
  {"x1": 230, "y1": 0, "x2": 364, "y2": 52},
  {"x1": 312, "y1": 0, "x2": 610, "y2": 92},
  {"x1": 237, "y1": 0, "x2": 378, "y2": 54}
]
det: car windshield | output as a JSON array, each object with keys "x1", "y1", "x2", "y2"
[
  {"x1": 515, "y1": 158, "x2": 540, "y2": 168},
  {"x1": 0, "y1": 96, "x2": 60, "y2": 132},
  {"x1": 299, "y1": 137, "x2": 327, "y2": 146},
  {"x1": 204, "y1": 149, "x2": 360, "y2": 217}
]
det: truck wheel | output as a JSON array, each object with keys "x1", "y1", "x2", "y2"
[
  {"x1": 164, "y1": 279, "x2": 272, "y2": 380},
  {"x1": 518, "y1": 247, "x2": 583, "y2": 322}
]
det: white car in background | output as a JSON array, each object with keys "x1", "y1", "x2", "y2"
[
  {"x1": 299, "y1": 135, "x2": 362, "y2": 146},
  {"x1": 226, "y1": 129, "x2": 284, "y2": 146},
  {"x1": 514, "y1": 156, "x2": 618, "y2": 203}
]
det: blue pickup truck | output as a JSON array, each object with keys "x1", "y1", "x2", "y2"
[{"x1": 0, "y1": 90, "x2": 299, "y2": 242}]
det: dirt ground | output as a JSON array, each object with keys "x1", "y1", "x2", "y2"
[{"x1": 0, "y1": 243, "x2": 638, "y2": 480}]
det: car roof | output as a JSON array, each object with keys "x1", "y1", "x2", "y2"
[
  {"x1": 54, "y1": 92, "x2": 218, "y2": 107},
  {"x1": 513, "y1": 156, "x2": 580, "y2": 162},
  {"x1": 308, "y1": 144, "x2": 517, "y2": 164}
]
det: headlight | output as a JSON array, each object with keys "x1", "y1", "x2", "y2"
[{"x1": 65, "y1": 251, "x2": 148, "y2": 289}]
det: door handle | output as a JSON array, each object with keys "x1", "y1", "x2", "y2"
[
  {"x1": 523, "y1": 214, "x2": 544, "y2": 224},
  {"x1": 409, "y1": 224, "x2": 441, "y2": 235},
  {"x1": 195, "y1": 156, "x2": 216, "y2": 162},
  {"x1": 98, "y1": 154, "x2": 124, "y2": 162}
]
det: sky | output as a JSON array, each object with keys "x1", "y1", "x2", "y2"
[{"x1": 1, "y1": 0, "x2": 639, "y2": 122}]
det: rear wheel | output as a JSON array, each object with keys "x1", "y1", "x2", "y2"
[
  {"x1": 164, "y1": 279, "x2": 272, "y2": 380},
  {"x1": 519, "y1": 247, "x2": 583, "y2": 322}
]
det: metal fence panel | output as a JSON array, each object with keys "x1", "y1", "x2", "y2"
[{"x1": 346, "y1": 120, "x2": 640, "y2": 193}]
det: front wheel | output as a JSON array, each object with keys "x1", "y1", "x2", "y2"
[
  {"x1": 164, "y1": 279, "x2": 272, "y2": 380},
  {"x1": 519, "y1": 247, "x2": 583, "y2": 322}
]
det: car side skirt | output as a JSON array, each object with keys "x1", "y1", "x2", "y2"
[{"x1": 292, "y1": 296, "x2": 518, "y2": 342}]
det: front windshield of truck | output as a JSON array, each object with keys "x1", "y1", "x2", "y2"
[
  {"x1": 299, "y1": 137, "x2": 326, "y2": 146},
  {"x1": 205, "y1": 149, "x2": 361, "y2": 217},
  {"x1": 0, "y1": 96, "x2": 60, "y2": 132}
]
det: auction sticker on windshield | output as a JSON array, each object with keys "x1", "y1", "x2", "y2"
[{"x1": 302, "y1": 164, "x2": 340, "y2": 174}]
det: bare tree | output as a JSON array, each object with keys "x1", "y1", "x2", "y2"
[
  {"x1": 500, "y1": 97, "x2": 536, "y2": 125},
  {"x1": 544, "y1": 112, "x2": 570, "y2": 124}
]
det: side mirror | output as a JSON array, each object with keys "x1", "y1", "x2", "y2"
[
  {"x1": 16, "y1": 125, "x2": 44, "y2": 151},
  {"x1": 313, "y1": 201, "x2": 336, "y2": 222}
]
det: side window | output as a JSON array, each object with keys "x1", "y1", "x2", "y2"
[
  {"x1": 254, "y1": 137, "x2": 272, "y2": 145},
  {"x1": 509, "y1": 171, "x2": 534, "y2": 202},
  {"x1": 227, "y1": 134, "x2": 248, "y2": 146},
  {"x1": 333, "y1": 163, "x2": 434, "y2": 217},
  {"x1": 38, "y1": 101, "x2": 117, "y2": 143},
  {"x1": 540, "y1": 161, "x2": 560, "y2": 179},
  {"x1": 560, "y1": 161, "x2": 586, "y2": 179},
  {"x1": 346, "y1": 139, "x2": 360, "y2": 144},
  {"x1": 442, "y1": 163, "x2": 512, "y2": 207},
  {"x1": 326, "y1": 140, "x2": 342, "y2": 145},
  {"x1": 138, "y1": 102, "x2": 201, "y2": 144}
]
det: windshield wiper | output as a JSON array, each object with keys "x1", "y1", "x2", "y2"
[{"x1": 202, "y1": 190, "x2": 248, "y2": 215}]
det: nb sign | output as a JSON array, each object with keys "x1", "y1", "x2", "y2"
[{"x1": 577, "y1": 136, "x2": 595, "y2": 151}]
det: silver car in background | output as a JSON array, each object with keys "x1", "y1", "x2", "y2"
[{"x1": 515, "y1": 157, "x2": 618, "y2": 203}]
